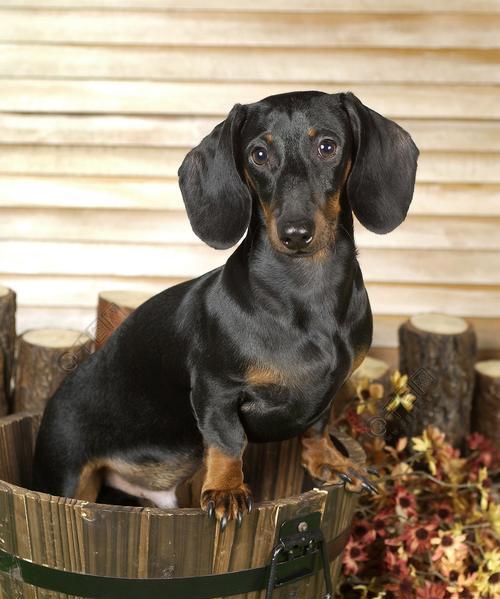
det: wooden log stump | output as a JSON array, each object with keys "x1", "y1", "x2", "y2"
[
  {"x1": 331, "y1": 356, "x2": 390, "y2": 420},
  {"x1": 399, "y1": 314, "x2": 477, "y2": 447},
  {"x1": 0, "y1": 286, "x2": 16, "y2": 416},
  {"x1": 472, "y1": 360, "x2": 500, "y2": 451},
  {"x1": 14, "y1": 328, "x2": 93, "y2": 413},
  {"x1": 96, "y1": 290, "x2": 152, "y2": 348},
  {"x1": 352, "y1": 356, "x2": 391, "y2": 388}
]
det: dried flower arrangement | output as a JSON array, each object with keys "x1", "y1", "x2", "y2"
[{"x1": 333, "y1": 373, "x2": 500, "y2": 599}]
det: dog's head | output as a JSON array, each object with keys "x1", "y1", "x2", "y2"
[{"x1": 178, "y1": 91, "x2": 419, "y2": 256}]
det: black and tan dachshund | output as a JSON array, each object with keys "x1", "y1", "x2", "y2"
[{"x1": 33, "y1": 91, "x2": 418, "y2": 528}]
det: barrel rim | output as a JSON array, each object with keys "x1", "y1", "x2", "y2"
[{"x1": 0, "y1": 410, "x2": 365, "y2": 515}]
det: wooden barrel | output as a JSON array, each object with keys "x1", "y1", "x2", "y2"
[{"x1": 0, "y1": 412, "x2": 363, "y2": 599}]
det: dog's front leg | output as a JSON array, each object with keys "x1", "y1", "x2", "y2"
[
  {"x1": 201, "y1": 445, "x2": 252, "y2": 530},
  {"x1": 191, "y1": 376, "x2": 252, "y2": 529},
  {"x1": 300, "y1": 411, "x2": 378, "y2": 495}
]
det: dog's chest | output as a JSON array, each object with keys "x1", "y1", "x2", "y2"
[{"x1": 240, "y1": 322, "x2": 350, "y2": 442}]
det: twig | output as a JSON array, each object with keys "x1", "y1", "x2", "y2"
[{"x1": 378, "y1": 470, "x2": 478, "y2": 490}]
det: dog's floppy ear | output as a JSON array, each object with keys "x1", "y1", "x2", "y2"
[
  {"x1": 342, "y1": 92, "x2": 419, "y2": 234},
  {"x1": 178, "y1": 103, "x2": 251, "y2": 249}
]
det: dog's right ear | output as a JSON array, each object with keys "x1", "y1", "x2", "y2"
[{"x1": 178, "y1": 104, "x2": 251, "y2": 250}]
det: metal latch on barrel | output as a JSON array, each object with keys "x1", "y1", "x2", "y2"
[{"x1": 265, "y1": 512, "x2": 333, "y2": 599}]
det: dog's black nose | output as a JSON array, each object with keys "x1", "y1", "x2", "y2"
[{"x1": 278, "y1": 222, "x2": 315, "y2": 251}]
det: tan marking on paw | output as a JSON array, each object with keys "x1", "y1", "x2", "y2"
[
  {"x1": 201, "y1": 447, "x2": 253, "y2": 523},
  {"x1": 301, "y1": 430, "x2": 376, "y2": 494}
]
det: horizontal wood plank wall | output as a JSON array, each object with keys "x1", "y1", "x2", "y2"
[{"x1": 1, "y1": 0, "x2": 500, "y2": 365}]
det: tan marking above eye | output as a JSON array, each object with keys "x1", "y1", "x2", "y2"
[
  {"x1": 308, "y1": 127, "x2": 317, "y2": 138},
  {"x1": 264, "y1": 133, "x2": 273, "y2": 144}
]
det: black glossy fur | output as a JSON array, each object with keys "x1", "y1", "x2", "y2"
[{"x1": 33, "y1": 91, "x2": 418, "y2": 500}]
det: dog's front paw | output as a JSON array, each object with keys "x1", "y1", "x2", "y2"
[
  {"x1": 301, "y1": 435, "x2": 378, "y2": 495},
  {"x1": 310, "y1": 458, "x2": 378, "y2": 495},
  {"x1": 201, "y1": 484, "x2": 253, "y2": 531}
]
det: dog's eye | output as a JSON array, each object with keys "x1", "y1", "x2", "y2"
[
  {"x1": 251, "y1": 147, "x2": 268, "y2": 166},
  {"x1": 318, "y1": 139, "x2": 337, "y2": 159}
]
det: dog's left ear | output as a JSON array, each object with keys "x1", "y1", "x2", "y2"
[
  {"x1": 342, "y1": 92, "x2": 419, "y2": 234},
  {"x1": 178, "y1": 103, "x2": 251, "y2": 249}
]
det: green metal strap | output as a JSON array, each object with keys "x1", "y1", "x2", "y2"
[{"x1": 0, "y1": 525, "x2": 350, "y2": 599}]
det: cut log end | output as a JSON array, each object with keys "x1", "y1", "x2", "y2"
[
  {"x1": 352, "y1": 356, "x2": 390, "y2": 384},
  {"x1": 474, "y1": 359, "x2": 500, "y2": 378},
  {"x1": 14, "y1": 328, "x2": 93, "y2": 413},
  {"x1": 331, "y1": 355, "x2": 390, "y2": 421},
  {"x1": 410, "y1": 313, "x2": 468, "y2": 335},
  {"x1": 96, "y1": 290, "x2": 153, "y2": 347},
  {"x1": 98, "y1": 290, "x2": 153, "y2": 311},
  {"x1": 22, "y1": 328, "x2": 91, "y2": 349}
]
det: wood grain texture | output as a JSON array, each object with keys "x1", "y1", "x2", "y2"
[
  {"x1": 0, "y1": 176, "x2": 183, "y2": 210},
  {"x1": 0, "y1": 412, "x2": 362, "y2": 597},
  {"x1": 0, "y1": 0, "x2": 499, "y2": 354},
  {"x1": 0, "y1": 145, "x2": 497, "y2": 183},
  {"x1": 2, "y1": 1, "x2": 500, "y2": 12},
  {"x1": 398, "y1": 316, "x2": 477, "y2": 447},
  {"x1": 1, "y1": 81, "x2": 499, "y2": 118},
  {"x1": 5, "y1": 209, "x2": 500, "y2": 251},
  {"x1": 4, "y1": 241, "x2": 500, "y2": 285},
  {"x1": 13, "y1": 328, "x2": 93, "y2": 412},
  {"x1": 2, "y1": 46, "x2": 500, "y2": 84},
  {"x1": 2, "y1": 0, "x2": 500, "y2": 12},
  {"x1": 12, "y1": 307, "x2": 500, "y2": 356},
  {"x1": 1, "y1": 178, "x2": 499, "y2": 217},
  {"x1": 472, "y1": 361, "x2": 500, "y2": 451},
  {"x1": 375, "y1": 315, "x2": 500, "y2": 353},
  {"x1": 0, "y1": 10, "x2": 498, "y2": 48},
  {"x1": 0, "y1": 287, "x2": 15, "y2": 416},
  {"x1": 5, "y1": 275, "x2": 500, "y2": 321},
  {"x1": 0, "y1": 274, "x2": 182, "y2": 307},
  {"x1": 2, "y1": 115, "x2": 500, "y2": 151},
  {"x1": 96, "y1": 290, "x2": 151, "y2": 347}
]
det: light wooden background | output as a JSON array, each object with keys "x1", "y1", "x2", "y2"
[{"x1": 0, "y1": 0, "x2": 499, "y2": 365}]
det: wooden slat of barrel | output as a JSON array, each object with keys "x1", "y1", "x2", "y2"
[{"x1": 0, "y1": 412, "x2": 362, "y2": 598}]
